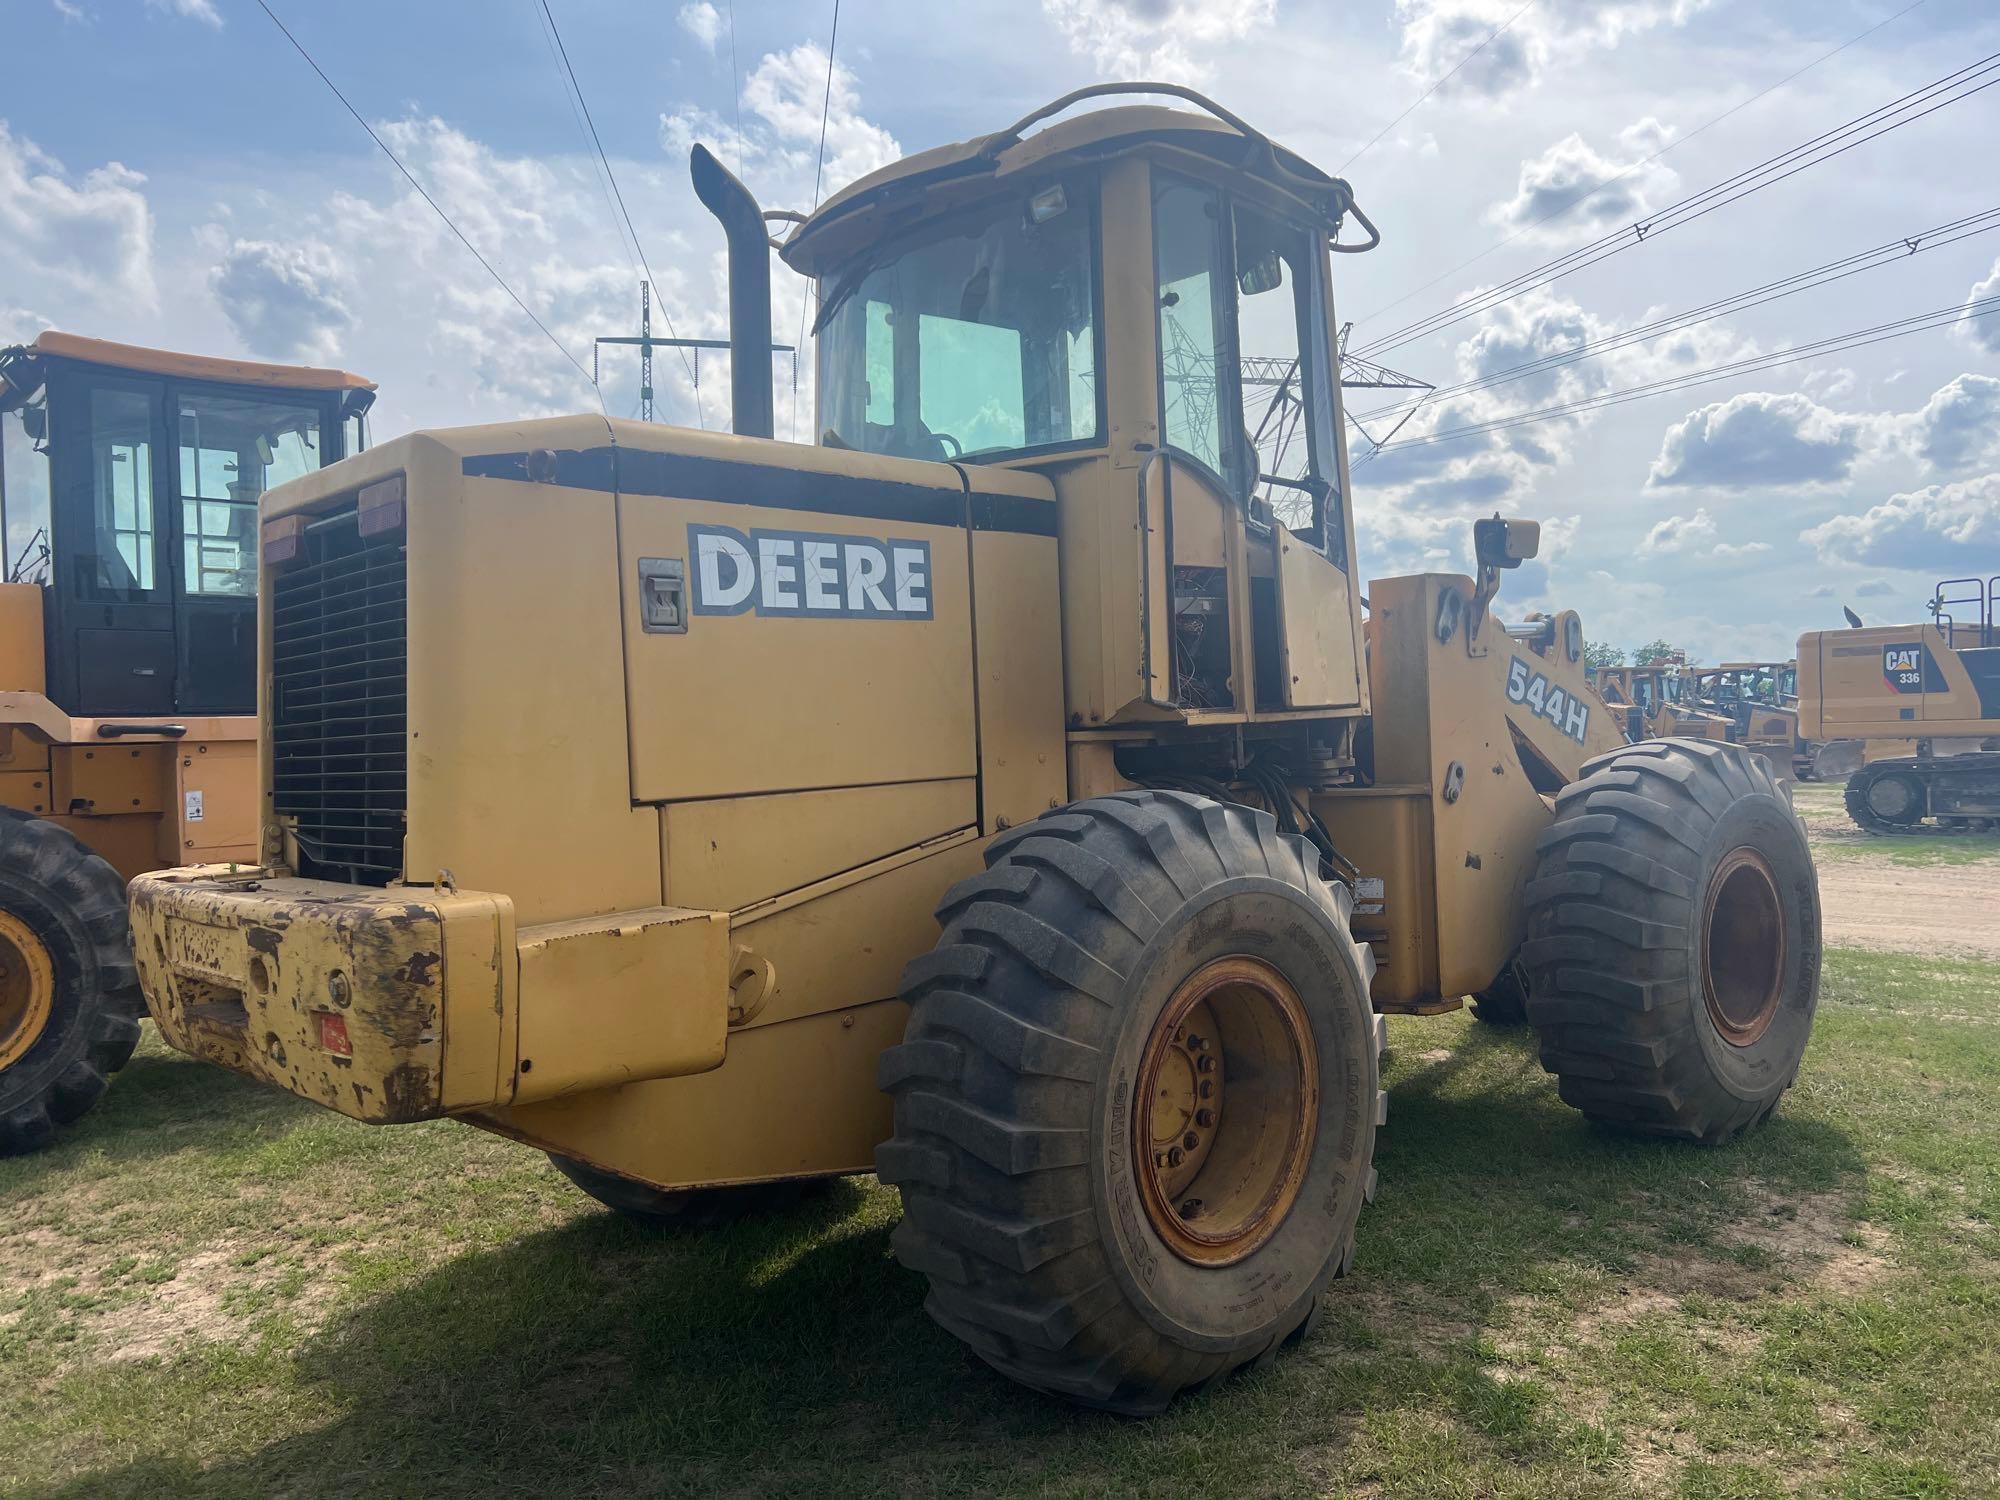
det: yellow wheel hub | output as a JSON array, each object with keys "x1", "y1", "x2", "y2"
[
  {"x1": 0, "y1": 909, "x2": 56, "y2": 1072},
  {"x1": 1132, "y1": 956, "x2": 1318, "y2": 1267}
]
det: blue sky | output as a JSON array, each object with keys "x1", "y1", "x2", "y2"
[{"x1": 6, "y1": 0, "x2": 1998, "y2": 660}]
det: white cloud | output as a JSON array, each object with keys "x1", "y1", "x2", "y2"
[
  {"x1": 1041, "y1": 0, "x2": 1277, "y2": 83},
  {"x1": 209, "y1": 238, "x2": 354, "y2": 365},
  {"x1": 52, "y1": 0, "x2": 85, "y2": 20},
  {"x1": 0, "y1": 122, "x2": 155, "y2": 309},
  {"x1": 664, "y1": 42, "x2": 900, "y2": 204},
  {"x1": 145, "y1": 0, "x2": 220, "y2": 25},
  {"x1": 1639, "y1": 508, "x2": 1716, "y2": 554},
  {"x1": 1959, "y1": 257, "x2": 2000, "y2": 356},
  {"x1": 677, "y1": 2, "x2": 723, "y2": 52},
  {"x1": 1486, "y1": 119, "x2": 1678, "y2": 240},
  {"x1": 1904, "y1": 373, "x2": 2000, "y2": 474},
  {"x1": 1803, "y1": 473, "x2": 2000, "y2": 572},
  {"x1": 1362, "y1": 284, "x2": 1748, "y2": 510},
  {"x1": 1648, "y1": 391, "x2": 1869, "y2": 490},
  {"x1": 1394, "y1": 0, "x2": 1712, "y2": 100}
]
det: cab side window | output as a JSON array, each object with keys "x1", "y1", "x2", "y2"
[
  {"x1": 82, "y1": 387, "x2": 160, "y2": 600},
  {"x1": 1152, "y1": 174, "x2": 1232, "y2": 482}
]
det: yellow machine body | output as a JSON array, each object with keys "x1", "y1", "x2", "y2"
[
  {"x1": 1797, "y1": 622, "x2": 1999, "y2": 741},
  {"x1": 132, "y1": 106, "x2": 1638, "y2": 1190},
  {"x1": 0, "y1": 334, "x2": 377, "y2": 882},
  {"x1": 1798, "y1": 586, "x2": 2000, "y2": 829}
]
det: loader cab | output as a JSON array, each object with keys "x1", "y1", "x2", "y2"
[
  {"x1": 785, "y1": 87, "x2": 1375, "y2": 725},
  {"x1": 0, "y1": 333, "x2": 375, "y2": 716}
]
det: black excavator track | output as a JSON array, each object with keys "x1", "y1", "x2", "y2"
[{"x1": 1843, "y1": 753, "x2": 2000, "y2": 835}]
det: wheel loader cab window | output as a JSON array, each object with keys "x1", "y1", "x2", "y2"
[
  {"x1": 2, "y1": 406, "x2": 52, "y2": 583},
  {"x1": 1152, "y1": 174, "x2": 1341, "y2": 557},
  {"x1": 80, "y1": 387, "x2": 160, "y2": 601},
  {"x1": 817, "y1": 187, "x2": 1100, "y2": 462},
  {"x1": 1152, "y1": 176, "x2": 1232, "y2": 480},
  {"x1": 176, "y1": 393, "x2": 321, "y2": 597}
]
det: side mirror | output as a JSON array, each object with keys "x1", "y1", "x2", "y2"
[
  {"x1": 21, "y1": 405, "x2": 46, "y2": 442},
  {"x1": 1238, "y1": 252, "x2": 1283, "y2": 296},
  {"x1": 1474, "y1": 515, "x2": 1539, "y2": 571}
]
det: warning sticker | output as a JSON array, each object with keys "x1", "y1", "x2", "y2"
[
  {"x1": 1355, "y1": 876, "x2": 1386, "y2": 900},
  {"x1": 184, "y1": 789, "x2": 204, "y2": 823}
]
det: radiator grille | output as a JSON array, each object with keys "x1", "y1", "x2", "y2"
[{"x1": 270, "y1": 506, "x2": 407, "y2": 884}]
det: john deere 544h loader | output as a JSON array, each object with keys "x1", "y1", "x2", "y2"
[{"x1": 128, "y1": 87, "x2": 1821, "y2": 1413}]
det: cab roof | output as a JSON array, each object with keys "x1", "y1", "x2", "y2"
[
  {"x1": 0, "y1": 331, "x2": 374, "y2": 408},
  {"x1": 779, "y1": 95, "x2": 1357, "y2": 280}
]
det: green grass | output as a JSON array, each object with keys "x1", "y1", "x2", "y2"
[{"x1": 3, "y1": 937, "x2": 1997, "y2": 1499}]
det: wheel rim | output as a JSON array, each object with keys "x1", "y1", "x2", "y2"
[
  {"x1": 1701, "y1": 848, "x2": 1786, "y2": 1047},
  {"x1": 0, "y1": 909, "x2": 57, "y2": 1072},
  {"x1": 1131, "y1": 956, "x2": 1318, "y2": 1267},
  {"x1": 1866, "y1": 774, "x2": 1919, "y2": 822}
]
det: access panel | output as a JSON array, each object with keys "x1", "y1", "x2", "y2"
[{"x1": 616, "y1": 443, "x2": 978, "y2": 804}]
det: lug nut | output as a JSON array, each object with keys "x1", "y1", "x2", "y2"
[
  {"x1": 1188, "y1": 1034, "x2": 1208, "y2": 1052},
  {"x1": 1182, "y1": 1131, "x2": 1200, "y2": 1151},
  {"x1": 1178, "y1": 1198, "x2": 1202, "y2": 1218},
  {"x1": 1196, "y1": 1108, "x2": 1215, "y2": 1128},
  {"x1": 1196, "y1": 1054, "x2": 1216, "y2": 1074},
  {"x1": 1154, "y1": 1151, "x2": 1170, "y2": 1169},
  {"x1": 1199, "y1": 1079, "x2": 1215, "y2": 1098},
  {"x1": 1167, "y1": 1146, "x2": 1184, "y2": 1167}
]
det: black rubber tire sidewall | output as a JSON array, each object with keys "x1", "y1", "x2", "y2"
[
  {"x1": 1685, "y1": 794, "x2": 1820, "y2": 1104},
  {"x1": 0, "y1": 823, "x2": 130, "y2": 1120},
  {"x1": 1091, "y1": 877, "x2": 1375, "y2": 1355}
]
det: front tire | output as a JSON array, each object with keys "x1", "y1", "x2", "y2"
[
  {"x1": 0, "y1": 810, "x2": 141, "y2": 1155},
  {"x1": 878, "y1": 792, "x2": 1384, "y2": 1414},
  {"x1": 1522, "y1": 740, "x2": 1820, "y2": 1144}
]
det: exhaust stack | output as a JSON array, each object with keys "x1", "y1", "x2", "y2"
[{"x1": 689, "y1": 143, "x2": 775, "y2": 440}]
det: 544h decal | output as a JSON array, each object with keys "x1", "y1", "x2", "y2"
[{"x1": 1506, "y1": 656, "x2": 1591, "y2": 744}]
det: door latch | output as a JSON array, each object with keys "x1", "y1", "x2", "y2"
[{"x1": 637, "y1": 557, "x2": 687, "y2": 634}]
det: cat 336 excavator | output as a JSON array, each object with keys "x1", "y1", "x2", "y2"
[
  {"x1": 127, "y1": 86, "x2": 1820, "y2": 1414},
  {"x1": 1799, "y1": 575, "x2": 2000, "y2": 833}
]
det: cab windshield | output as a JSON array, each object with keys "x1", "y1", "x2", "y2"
[{"x1": 816, "y1": 189, "x2": 1099, "y2": 463}]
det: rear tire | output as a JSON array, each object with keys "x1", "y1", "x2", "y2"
[
  {"x1": 878, "y1": 792, "x2": 1384, "y2": 1414},
  {"x1": 1522, "y1": 740, "x2": 1820, "y2": 1144},
  {"x1": 0, "y1": 810, "x2": 141, "y2": 1156},
  {"x1": 549, "y1": 1154, "x2": 822, "y2": 1229}
]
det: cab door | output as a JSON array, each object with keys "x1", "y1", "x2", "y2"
[{"x1": 46, "y1": 366, "x2": 175, "y2": 716}]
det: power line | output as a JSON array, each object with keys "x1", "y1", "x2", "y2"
[
  {"x1": 251, "y1": 0, "x2": 598, "y2": 396},
  {"x1": 530, "y1": 3, "x2": 645, "y2": 292},
  {"x1": 1353, "y1": 205, "x2": 2000, "y2": 423},
  {"x1": 537, "y1": 0, "x2": 705, "y2": 427},
  {"x1": 792, "y1": 0, "x2": 842, "y2": 440},
  {"x1": 1352, "y1": 49, "x2": 2000, "y2": 359},
  {"x1": 1370, "y1": 294, "x2": 2000, "y2": 455},
  {"x1": 1340, "y1": 0, "x2": 1537, "y2": 172},
  {"x1": 1350, "y1": 0, "x2": 1932, "y2": 337}
]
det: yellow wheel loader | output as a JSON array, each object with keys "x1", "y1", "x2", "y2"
[
  {"x1": 1591, "y1": 661, "x2": 1733, "y2": 744},
  {"x1": 0, "y1": 332, "x2": 373, "y2": 1152},
  {"x1": 1799, "y1": 577, "x2": 2000, "y2": 833},
  {"x1": 127, "y1": 87, "x2": 1821, "y2": 1413}
]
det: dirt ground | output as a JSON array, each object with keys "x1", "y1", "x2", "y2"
[
  {"x1": 1794, "y1": 781, "x2": 2000, "y2": 959},
  {"x1": 1816, "y1": 859, "x2": 2000, "y2": 960}
]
